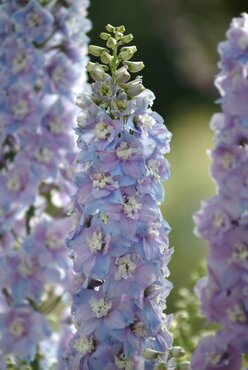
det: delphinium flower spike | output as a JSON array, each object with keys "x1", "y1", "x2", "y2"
[
  {"x1": 0, "y1": 0, "x2": 90, "y2": 368},
  {"x1": 191, "y1": 13, "x2": 248, "y2": 370},
  {"x1": 66, "y1": 24, "x2": 186, "y2": 370}
]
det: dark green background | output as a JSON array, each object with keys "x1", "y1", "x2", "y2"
[{"x1": 88, "y1": 0, "x2": 247, "y2": 310}]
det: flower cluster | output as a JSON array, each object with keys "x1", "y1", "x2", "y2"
[
  {"x1": 65, "y1": 25, "x2": 175, "y2": 370},
  {"x1": 0, "y1": 0, "x2": 90, "y2": 368},
  {"x1": 191, "y1": 13, "x2": 248, "y2": 370}
]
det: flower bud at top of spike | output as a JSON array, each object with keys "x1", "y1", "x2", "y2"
[
  {"x1": 119, "y1": 46, "x2": 137, "y2": 61},
  {"x1": 116, "y1": 25, "x2": 126, "y2": 33},
  {"x1": 100, "y1": 32, "x2": 110, "y2": 41},
  {"x1": 122, "y1": 33, "x2": 134, "y2": 44},
  {"x1": 143, "y1": 349, "x2": 165, "y2": 360},
  {"x1": 100, "y1": 50, "x2": 112, "y2": 65},
  {"x1": 87, "y1": 62, "x2": 106, "y2": 81},
  {"x1": 177, "y1": 362, "x2": 190, "y2": 370},
  {"x1": 105, "y1": 24, "x2": 115, "y2": 33},
  {"x1": 106, "y1": 37, "x2": 117, "y2": 49},
  {"x1": 115, "y1": 66, "x2": 130, "y2": 84},
  {"x1": 170, "y1": 347, "x2": 186, "y2": 359},
  {"x1": 153, "y1": 363, "x2": 167, "y2": 370},
  {"x1": 89, "y1": 45, "x2": 108, "y2": 57},
  {"x1": 123, "y1": 77, "x2": 144, "y2": 97},
  {"x1": 124, "y1": 61, "x2": 145, "y2": 73}
]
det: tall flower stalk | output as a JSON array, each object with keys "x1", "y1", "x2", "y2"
[
  {"x1": 191, "y1": 13, "x2": 248, "y2": 370},
  {"x1": 65, "y1": 24, "x2": 186, "y2": 370},
  {"x1": 0, "y1": 0, "x2": 90, "y2": 368}
]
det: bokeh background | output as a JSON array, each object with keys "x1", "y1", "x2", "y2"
[{"x1": 88, "y1": 0, "x2": 247, "y2": 311}]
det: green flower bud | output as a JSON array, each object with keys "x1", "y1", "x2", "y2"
[
  {"x1": 115, "y1": 66, "x2": 130, "y2": 83},
  {"x1": 86, "y1": 62, "x2": 106, "y2": 81},
  {"x1": 153, "y1": 363, "x2": 167, "y2": 370},
  {"x1": 124, "y1": 61, "x2": 145, "y2": 73},
  {"x1": 100, "y1": 50, "x2": 113, "y2": 64},
  {"x1": 177, "y1": 362, "x2": 190, "y2": 370},
  {"x1": 123, "y1": 77, "x2": 144, "y2": 97},
  {"x1": 89, "y1": 45, "x2": 108, "y2": 57},
  {"x1": 116, "y1": 25, "x2": 126, "y2": 33},
  {"x1": 170, "y1": 346, "x2": 186, "y2": 359},
  {"x1": 106, "y1": 36, "x2": 117, "y2": 49},
  {"x1": 122, "y1": 33, "x2": 134, "y2": 44},
  {"x1": 119, "y1": 46, "x2": 137, "y2": 61},
  {"x1": 105, "y1": 24, "x2": 115, "y2": 33},
  {"x1": 143, "y1": 349, "x2": 165, "y2": 360},
  {"x1": 100, "y1": 32, "x2": 110, "y2": 40}
]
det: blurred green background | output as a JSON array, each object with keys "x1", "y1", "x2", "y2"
[{"x1": 88, "y1": 0, "x2": 247, "y2": 311}]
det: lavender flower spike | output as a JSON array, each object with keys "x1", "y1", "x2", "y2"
[
  {"x1": 66, "y1": 24, "x2": 179, "y2": 370},
  {"x1": 0, "y1": 0, "x2": 90, "y2": 368},
  {"x1": 191, "y1": 13, "x2": 248, "y2": 370}
]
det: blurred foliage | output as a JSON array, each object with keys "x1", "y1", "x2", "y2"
[{"x1": 171, "y1": 261, "x2": 218, "y2": 361}]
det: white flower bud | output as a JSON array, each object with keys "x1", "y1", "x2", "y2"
[
  {"x1": 119, "y1": 46, "x2": 137, "y2": 61},
  {"x1": 100, "y1": 51, "x2": 113, "y2": 64},
  {"x1": 89, "y1": 45, "x2": 108, "y2": 57},
  {"x1": 143, "y1": 349, "x2": 165, "y2": 360},
  {"x1": 86, "y1": 62, "x2": 106, "y2": 81},
  {"x1": 124, "y1": 61, "x2": 145, "y2": 73},
  {"x1": 115, "y1": 66, "x2": 130, "y2": 83},
  {"x1": 170, "y1": 346, "x2": 186, "y2": 359},
  {"x1": 106, "y1": 37, "x2": 117, "y2": 49},
  {"x1": 122, "y1": 33, "x2": 134, "y2": 43},
  {"x1": 116, "y1": 25, "x2": 126, "y2": 33},
  {"x1": 100, "y1": 32, "x2": 110, "y2": 40},
  {"x1": 123, "y1": 77, "x2": 144, "y2": 97},
  {"x1": 105, "y1": 24, "x2": 115, "y2": 32}
]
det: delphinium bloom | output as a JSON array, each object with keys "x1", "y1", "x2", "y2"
[
  {"x1": 65, "y1": 24, "x2": 187, "y2": 370},
  {"x1": 0, "y1": 0, "x2": 90, "y2": 368},
  {"x1": 191, "y1": 13, "x2": 248, "y2": 370}
]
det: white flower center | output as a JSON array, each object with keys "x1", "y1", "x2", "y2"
[
  {"x1": 220, "y1": 152, "x2": 234, "y2": 170},
  {"x1": 99, "y1": 83, "x2": 112, "y2": 97},
  {"x1": 136, "y1": 113, "x2": 155, "y2": 130},
  {"x1": 92, "y1": 172, "x2": 115, "y2": 190},
  {"x1": 27, "y1": 12, "x2": 42, "y2": 28},
  {"x1": 114, "y1": 254, "x2": 136, "y2": 281},
  {"x1": 132, "y1": 321, "x2": 148, "y2": 337},
  {"x1": 73, "y1": 336, "x2": 94, "y2": 356},
  {"x1": 35, "y1": 148, "x2": 51, "y2": 163},
  {"x1": 8, "y1": 318, "x2": 26, "y2": 337},
  {"x1": 212, "y1": 211, "x2": 226, "y2": 230},
  {"x1": 148, "y1": 222, "x2": 161, "y2": 238},
  {"x1": 147, "y1": 159, "x2": 160, "y2": 179},
  {"x1": 12, "y1": 100, "x2": 29, "y2": 119},
  {"x1": 52, "y1": 67, "x2": 64, "y2": 83},
  {"x1": 227, "y1": 304, "x2": 247, "y2": 323},
  {"x1": 95, "y1": 122, "x2": 113, "y2": 140},
  {"x1": 232, "y1": 243, "x2": 248, "y2": 262},
  {"x1": 6, "y1": 174, "x2": 22, "y2": 193},
  {"x1": 46, "y1": 233, "x2": 62, "y2": 251},
  {"x1": 48, "y1": 117, "x2": 63, "y2": 134},
  {"x1": 123, "y1": 196, "x2": 141, "y2": 218},
  {"x1": 115, "y1": 354, "x2": 134, "y2": 370},
  {"x1": 90, "y1": 297, "x2": 112, "y2": 318},
  {"x1": 76, "y1": 111, "x2": 88, "y2": 127},
  {"x1": 18, "y1": 256, "x2": 36, "y2": 278},
  {"x1": 12, "y1": 52, "x2": 27, "y2": 73},
  {"x1": 87, "y1": 231, "x2": 105, "y2": 253},
  {"x1": 116, "y1": 141, "x2": 138, "y2": 161}
]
